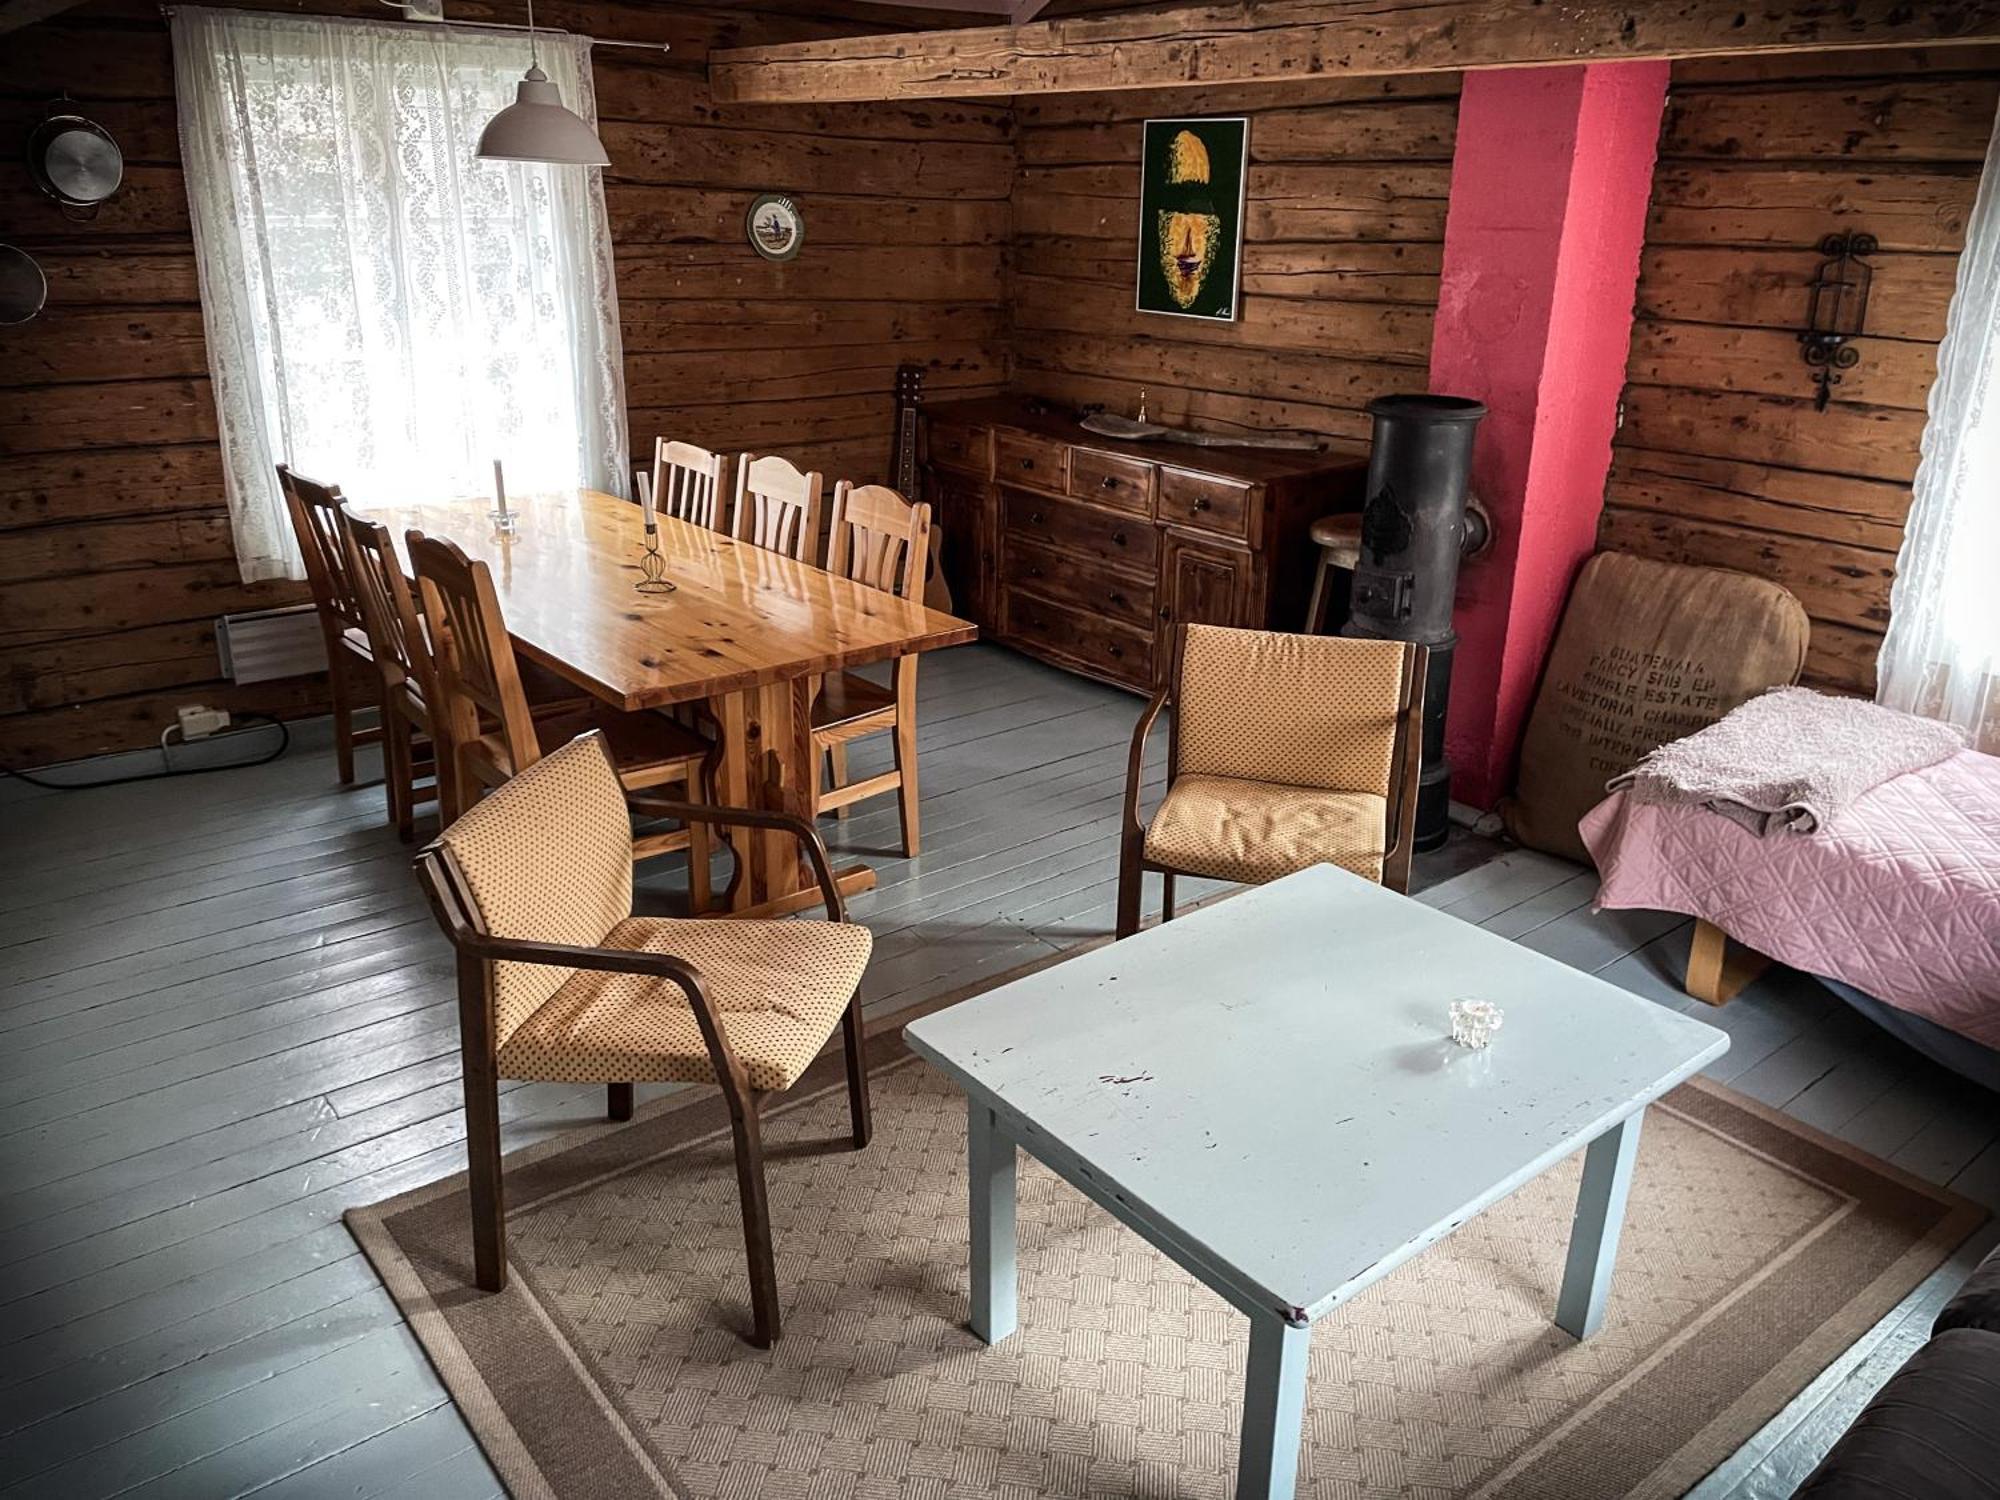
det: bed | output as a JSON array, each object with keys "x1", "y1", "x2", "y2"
[{"x1": 1579, "y1": 748, "x2": 2000, "y2": 1058}]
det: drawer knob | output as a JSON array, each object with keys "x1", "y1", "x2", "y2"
[
  {"x1": 1159, "y1": 606, "x2": 1172, "y2": 620},
  {"x1": 1019, "y1": 457, "x2": 1035, "y2": 470},
  {"x1": 1100, "y1": 475, "x2": 1118, "y2": 489},
  {"x1": 1026, "y1": 566, "x2": 1043, "y2": 578},
  {"x1": 1108, "y1": 590, "x2": 1125, "y2": 606},
  {"x1": 1193, "y1": 496, "x2": 1212, "y2": 512},
  {"x1": 1108, "y1": 644, "x2": 1123, "y2": 658},
  {"x1": 1030, "y1": 510, "x2": 1045, "y2": 525},
  {"x1": 1112, "y1": 530, "x2": 1128, "y2": 546}
]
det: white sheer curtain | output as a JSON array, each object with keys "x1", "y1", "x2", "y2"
[
  {"x1": 171, "y1": 6, "x2": 627, "y2": 583},
  {"x1": 1878, "y1": 102, "x2": 2000, "y2": 751}
]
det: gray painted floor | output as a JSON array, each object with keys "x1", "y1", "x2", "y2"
[{"x1": 0, "y1": 642, "x2": 1993, "y2": 1498}]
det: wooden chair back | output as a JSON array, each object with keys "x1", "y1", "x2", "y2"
[
  {"x1": 337, "y1": 506, "x2": 431, "y2": 702},
  {"x1": 407, "y1": 530, "x2": 542, "y2": 776},
  {"x1": 827, "y1": 482, "x2": 930, "y2": 601},
  {"x1": 277, "y1": 465, "x2": 366, "y2": 637},
  {"x1": 732, "y1": 453, "x2": 823, "y2": 563},
  {"x1": 649, "y1": 439, "x2": 729, "y2": 530}
]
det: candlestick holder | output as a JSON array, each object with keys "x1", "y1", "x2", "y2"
[
  {"x1": 489, "y1": 507, "x2": 519, "y2": 536},
  {"x1": 634, "y1": 530, "x2": 675, "y2": 594}
]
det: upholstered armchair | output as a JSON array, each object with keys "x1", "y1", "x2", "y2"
[
  {"x1": 1116, "y1": 625, "x2": 1427, "y2": 938},
  {"x1": 414, "y1": 731, "x2": 873, "y2": 1348}
]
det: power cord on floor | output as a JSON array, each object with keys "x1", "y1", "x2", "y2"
[{"x1": 1, "y1": 713, "x2": 292, "y2": 791}]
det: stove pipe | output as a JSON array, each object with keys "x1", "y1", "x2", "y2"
[{"x1": 1341, "y1": 394, "x2": 1487, "y2": 851}]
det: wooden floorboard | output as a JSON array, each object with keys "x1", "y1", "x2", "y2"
[{"x1": 0, "y1": 642, "x2": 1992, "y2": 1498}]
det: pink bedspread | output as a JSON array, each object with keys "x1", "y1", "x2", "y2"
[{"x1": 1579, "y1": 749, "x2": 2000, "y2": 1048}]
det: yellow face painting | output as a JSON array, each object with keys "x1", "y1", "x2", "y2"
[{"x1": 1139, "y1": 120, "x2": 1243, "y2": 321}]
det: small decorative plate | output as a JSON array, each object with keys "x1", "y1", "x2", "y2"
[{"x1": 745, "y1": 193, "x2": 803, "y2": 262}]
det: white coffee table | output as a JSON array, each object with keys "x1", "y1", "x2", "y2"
[{"x1": 903, "y1": 864, "x2": 1728, "y2": 1500}]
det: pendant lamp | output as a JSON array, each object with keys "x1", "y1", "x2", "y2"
[{"x1": 477, "y1": 0, "x2": 609, "y2": 167}]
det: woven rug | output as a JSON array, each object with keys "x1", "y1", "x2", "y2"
[{"x1": 349, "y1": 1001, "x2": 1981, "y2": 1500}]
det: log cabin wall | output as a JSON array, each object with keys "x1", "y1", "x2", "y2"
[
  {"x1": 1605, "y1": 47, "x2": 2000, "y2": 697},
  {"x1": 0, "y1": 0, "x2": 1010, "y2": 768},
  {"x1": 1005, "y1": 76, "x2": 1457, "y2": 447}
]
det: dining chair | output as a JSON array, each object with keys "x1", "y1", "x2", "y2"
[
  {"x1": 415, "y1": 730, "x2": 873, "y2": 1347},
  {"x1": 1116, "y1": 624, "x2": 1427, "y2": 938},
  {"x1": 731, "y1": 453, "x2": 823, "y2": 563},
  {"x1": 811, "y1": 482, "x2": 930, "y2": 855},
  {"x1": 277, "y1": 465, "x2": 379, "y2": 785},
  {"x1": 648, "y1": 439, "x2": 730, "y2": 530},
  {"x1": 407, "y1": 530, "x2": 715, "y2": 908},
  {"x1": 337, "y1": 506, "x2": 448, "y2": 840}
]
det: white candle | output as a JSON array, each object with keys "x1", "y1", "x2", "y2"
[
  {"x1": 641, "y1": 480, "x2": 657, "y2": 535},
  {"x1": 492, "y1": 459, "x2": 509, "y2": 516}
]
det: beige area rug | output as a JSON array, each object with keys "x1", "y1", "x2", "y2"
[{"x1": 350, "y1": 1005, "x2": 1982, "y2": 1500}]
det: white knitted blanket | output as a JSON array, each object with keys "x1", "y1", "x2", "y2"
[{"x1": 1605, "y1": 687, "x2": 1964, "y2": 836}]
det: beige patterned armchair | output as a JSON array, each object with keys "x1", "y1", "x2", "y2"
[
  {"x1": 414, "y1": 731, "x2": 873, "y2": 1348},
  {"x1": 1117, "y1": 625, "x2": 1427, "y2": 937}
]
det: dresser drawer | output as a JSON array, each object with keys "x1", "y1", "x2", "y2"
[
  {"x1": 1157, "y1": 467, "x2": 1254, "y2": 540},
  {"x1": 1003, "y1": 488, "x2": 1159, "y2": 572},
  {"x1": 1004, "y1": 588, "x2": 1153, "y2": 687},
  {"x1": 1068, "y1": 448, "x2": 1154, "y2": 516},
  {"x1": 927, "y1": 420, "x2": 990, "y2": 475},
  {"x1": 1003, "y1": 536, "x2": 1154, "y2": 630},
  {"x1": 994, "y1": 430, "x2": 1068, "y2": 492}
]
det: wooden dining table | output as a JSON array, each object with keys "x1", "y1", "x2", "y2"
[{"x1": 360, "y1": 487, "x2": 976, "y2": 915}]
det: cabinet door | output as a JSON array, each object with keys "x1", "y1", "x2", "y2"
[
  {"x1": 1157, "y1": 530, "x2": 1264, "y2": 682},
  {"x1": 927, "y1": 468, "x2": 998, "y2": 628}
]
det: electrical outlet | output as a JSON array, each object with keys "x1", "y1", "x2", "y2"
[{"x1": 176, "y1": 705, "x2": 233, "y2": 741}]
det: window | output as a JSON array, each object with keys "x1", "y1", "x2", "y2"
[
  {"x1": 171, "y1": 5, "x2": 626, "y2": 582},
  {"x1": 1878, "y1": 105, "x2": 2000, "y2": 750}
]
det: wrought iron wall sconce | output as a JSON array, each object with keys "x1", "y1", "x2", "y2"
[{"x1": 1800, "y1": 231, "x2": 1875, "y2": 411}]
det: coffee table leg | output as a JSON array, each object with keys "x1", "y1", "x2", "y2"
[
  {"x1": 1556, "y1": 1109, "x2": 1644, "y2": 1340},
  {"x1": 967, "y1": 1101, "x2": 1017, "y2": 1345},
  {"x1": 1236, "y1": 1313, "x2": 1310, "y2": 1500}
]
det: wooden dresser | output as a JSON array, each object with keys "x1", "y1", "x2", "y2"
[{"x1": 920, "y1": 396, "x2": 1369, "y2": 692}]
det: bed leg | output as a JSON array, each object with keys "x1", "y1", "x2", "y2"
[{"x1": 1685, "y1": 919, "x2": 1771, "y2": 1007}]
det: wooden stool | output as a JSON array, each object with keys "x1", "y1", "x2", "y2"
[{"x1": 1304, "y1": 513, "x2": 1363, "y2": 634}]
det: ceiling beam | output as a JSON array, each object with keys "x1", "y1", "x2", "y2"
[
  {"x1": 0, "y1": 0, "x2": 96, "y2": 35},
  {"x1": 709, "y1": 0, "x2": 2000, "y2": 103}
]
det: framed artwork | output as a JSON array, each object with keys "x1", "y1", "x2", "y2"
[
  {"x1": 1135, "y1": 117, "x2": 1248, "y2": 322},
  {"x1": 746, "y1": 193, "x2": 804, "y2": 261}
]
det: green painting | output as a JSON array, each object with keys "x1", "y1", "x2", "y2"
[{"x1": 1136, "y1": 117, "x2": 1248, "y2": 322}]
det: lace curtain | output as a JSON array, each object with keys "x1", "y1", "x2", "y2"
[
  {"x1": 1877, "y1": 102, "x2": 2000, "y2": 751},
  {"x1": 171, "y1": 6, "x2": 627, "y2": 583}
]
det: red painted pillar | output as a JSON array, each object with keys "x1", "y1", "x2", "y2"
[{"x1": 1429, "y1": 62, "x2": 1669, "y2": 810}]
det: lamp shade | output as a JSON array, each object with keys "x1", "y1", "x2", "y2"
[{"x1": 476, "y1": 66, "x2": 609, "y2": 167}]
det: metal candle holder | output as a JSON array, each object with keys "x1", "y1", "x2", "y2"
[
  {"x1": 631, "y1": 474, "x2": 674, "y2": 592},
  {"x1": 489, "y1": 458, "x2": 518, "y2": 534},
  {"x1": 634, "y1": 526, "x2": 676, "y2": 594}
]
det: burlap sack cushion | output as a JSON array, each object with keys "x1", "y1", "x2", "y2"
[{"x1": 1501, "y1": 552, "x2": 1809, "y2": 863}]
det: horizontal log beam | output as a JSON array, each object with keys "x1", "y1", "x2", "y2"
[{"x1": 709, "y1": 0, "x2": 2000, "y2": 103}]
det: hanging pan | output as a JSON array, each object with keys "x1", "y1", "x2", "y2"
[
  {"x1": 0, "y1": 246, "x2": 48, "y2": 325},
  {"x1": 28, "y1": 110, "x2": 124, "y2": 217}
]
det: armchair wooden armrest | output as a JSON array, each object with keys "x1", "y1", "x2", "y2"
[
  {"x1": 624, "y1": 796, "x2": 848, "y2": 923},
  {"x1": 1122, "y1": 688, "x2": 1170, "y2": 844}
]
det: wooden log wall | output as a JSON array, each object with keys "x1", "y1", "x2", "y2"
[
  {"x1": 0, "y1": 0, "x2": 1009, "y2": 768},
  {"x1": 1005, "y1": 76, "x2": 1455, "y2": 446},
  {"x1": 1606, "y1": 47, "x2": 2000, "y2": 696}
]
